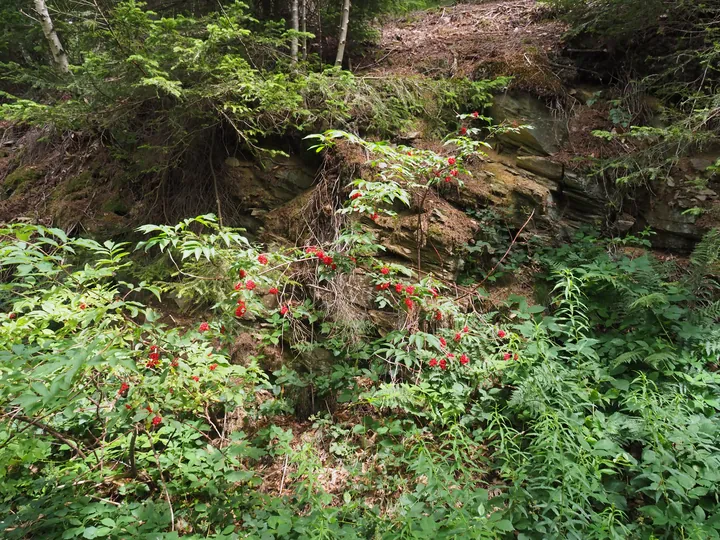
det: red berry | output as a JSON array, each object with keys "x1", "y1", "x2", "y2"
[
  {"x1": 429, "y1": 358, "x2": 438, "y2": 367},
  {"x1": 199, "y1": 322, "x2": 210, "y2": 332},
  {"x1": 171, "y1": 358, "x2": 179, "y2": 368},
  {"x1": 405, "y1": 298, "x2": 414, "y2": 309},
  {"x1": 209, "y1": 363, "x2": 218, "y2": 371},
  {"x1": 269, "y1": 287, "x2": 279, "y2": 295},
  {"x1": 79, "y1": 303, "x2": 87, "y2": 310},
  {"x1": 146, "y1": 357, "x2": 160, "y2": 368},
  {"x1": 322, "y1": 256, "x2": 333, "y2": 266},
  {"x1": 192, "y1": 375, "x2": 199, "y2": 382},
  {"x1": 395, "y1": 283, "x2": 404, "y2": 293},
  {"x1": 459, "y1": 354, "x2": 469, "y2": 365},
  {"x1": 146, "y1": 406, "x2": 153, "y2": 413},
  {"x1": 514, "y1": 353, "x2": 519, "y2": 361},
  {"x1": 331, "y1": 263, "x2": 337, "y2": 270},
  {"x1": 459, "y1": 126, "x2": 467, "y2": 135},
  {"x1": 350, "y1": 192, "x2": 362, "y2": 200},
  {"x1": 280, "y1": 305, "x2": 289, "y2": 316},
  {"x1": 498, "y1": 330, "x2": 507, "y2": 338},
  {"x1": 447, "y1": 157, "x2": 456, "y2": 165},
  {"x1": 451, "y1": 169, "x2": 458, "y2": 177},
  {"x1": 234, "y1": 282, "x2": 244, "y2": 291},
  {"x1": 257, "y1": 254, "x2": 268, "y2": 265},
  {"x1": 235, "y1": 304, "x2": 246, "y2": 317},
  {"x1": 439, "y1": 337, "x2": 447, "y2": 348},
  {"x1": 246, "y1": 280, "x2": 256, "y2": 290},
  {"x1": 439, "y1": 359, "x2": 448, "y2": 370},
  {"x1": 125, "y1": 404, "x2": 132, "y2": 410},
  {"x1": 152, "y1": 416, "x2": 162, "y2": 426},
  {"x1": 118, "y1": 382, "x2": 130, "y2": 395},
  {"x1": 380, "y1": 266, "x2": 390, "y2": 275},
  {"x1": 444, "y1": 176, "x2": 451, "y2": 183},
  {"x1": 370, "y1": 213, "x2": 379, "y2": 221},
  {"x1": 239, "y1": 269, "x2": 247, "y2": 278},
  {"x1": 454, "y1": 332, "x2": 462, "y2": 342},
  {"x1": 503, "y1": 352, "x2": 511, "y2": 361},
  {"x1": 435, "y1": 311, "x2": 442, "y2": 321},
  {"x1": 471, "y1": 111, "x2": 479, "y2": 118},
  {"x1": 405, "y1": 286, "x2": 415, "y2": 295}
]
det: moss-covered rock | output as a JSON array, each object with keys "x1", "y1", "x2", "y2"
[{"x1": 2, "y1": 166, "x2": 43, "y2": 199}]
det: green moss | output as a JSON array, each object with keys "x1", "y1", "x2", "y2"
[
  {"x1": 102, "y1": 197, "x2": 129, "y2": 216},
  {"x1": 2, "y1": 166, "x2": 43, "y2": 198},
  {"x1": 65, "y1": 171, "x2": 93, "y2": 194}
]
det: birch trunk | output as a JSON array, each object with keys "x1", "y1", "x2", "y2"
[
  {"x1": 290, "y1": 0, "x2": 299, "y2": 65},
  {"x1": 334, "y1": 0, "x2": 350, "y2": 68},
  {"x1": 301, "y1": 0, "x2": 307, "y2": 61},
  {"x1": 33, "y1": 0, "x2": 70, "y2": 74}
]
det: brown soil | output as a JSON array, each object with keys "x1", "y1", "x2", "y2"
[{"x1": 363, "y1": 0, "x2": 570, "y2": 94}]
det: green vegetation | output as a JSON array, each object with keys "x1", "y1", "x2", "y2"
[
  {"x1": 545, "y1": 0, "x2": 720, "y2": 186},
  {"x1": 2, "y1": 214, "x2": 720, "y2": 538},
  {"x1": 1, "y1": 0, "x2": 719, "y2": 537},
  {"x1": 2, "y1": 126, "x2": 720, "y2": 537}
]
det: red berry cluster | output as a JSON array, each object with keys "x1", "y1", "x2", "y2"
[
  {"x1": 146, "y1": 346, "x2": 161, "y2": 368},
  {"x1": 235, "y1": 299, "x2": 247, "y2": 318},
  {"x1": 305, "y1": 246, "x2": 337, "y2": 270},
  {"x1": 429, "y1": 351, "x2": 470, "y2": 370}
]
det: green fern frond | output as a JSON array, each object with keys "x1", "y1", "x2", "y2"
[
  {"x1": 630, "y1": 292, "x2": 669, "y2": 310},
  {"x1": 614, "y1": 350, "x2": 643, "y2": 366}
]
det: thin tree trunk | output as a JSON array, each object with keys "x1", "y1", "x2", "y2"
[
  {"x1": 334, "y1": 0, "x2": 350, "y2": 68},
  {"x1": 317, "y1": 1, "x2": 323, "y2": 61},
  {"x1": 33, "y1": 0, "x2": 70, "y2": 74},
  {"x1": 301, "y1": 0, "x2": 307, "y2": 61},
  {"x1": 290, "y1": 0, "x2": 299, "y2": 65}
]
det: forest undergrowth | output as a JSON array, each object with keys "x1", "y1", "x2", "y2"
[
  {"x1": 1, "y1": 127, "x2": 720, "y2": 538},
  {"x1": 2, "y1": 0, "x2": 720, "y2": 538}
]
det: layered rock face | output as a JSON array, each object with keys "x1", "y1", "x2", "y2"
[{"x1": 257, "y1": 90, "x2": 717, "y2": 280}]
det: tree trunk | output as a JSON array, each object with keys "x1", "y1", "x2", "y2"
[
  {"x1": 33, "y1": 0, "x2": 70, "y2": 74},
  {"x1": 301, "y1": 0, "x2": 307, "y2": 61},
  {"x1": 334, "y1": 0, "x2": 350, "y2": 68},
  {"x1": 290, "y1": 0, "x2": 299, "y2": 65}
]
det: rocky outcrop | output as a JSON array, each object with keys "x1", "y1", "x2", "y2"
[
  {"x1": 490, "y1": 92, "x2": 569, "y2": 155},
  {"x1": 516, "y1": 155, "x2": 564, "y2": 180}
]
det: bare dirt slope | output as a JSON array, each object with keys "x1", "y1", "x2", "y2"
[{"x1": 361, "y1": 0, "x2": 570, "y2": 94}]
